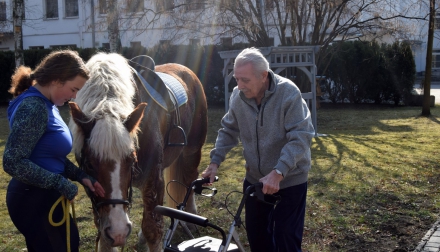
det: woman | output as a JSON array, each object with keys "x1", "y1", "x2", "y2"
[{"x1": 3, "y1": 50, "x2": 105, "y2": 252}]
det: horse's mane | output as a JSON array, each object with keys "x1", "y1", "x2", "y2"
[{"x1": 69, "y1": 52, "x2": 138, "y2": 161}]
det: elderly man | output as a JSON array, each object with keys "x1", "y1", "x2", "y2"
[{"x1": 202, "y1": 47, "x2": 315, "y2": 252}]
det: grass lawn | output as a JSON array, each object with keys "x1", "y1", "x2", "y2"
[{"x1": 0, "y1": 103, "x2": 439, "y2": 251}]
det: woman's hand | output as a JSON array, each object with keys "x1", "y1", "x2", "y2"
[{"x1": 81, "y1": 178, "x2": 105, "y2": 197}]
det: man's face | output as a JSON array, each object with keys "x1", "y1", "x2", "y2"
[{"x1": 234, "y1": 63, "x2": 268, "y2": 102}]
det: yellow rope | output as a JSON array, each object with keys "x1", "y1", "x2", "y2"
[{"x1": 49, "y1": 196, "x2": 75, "y2": 252}]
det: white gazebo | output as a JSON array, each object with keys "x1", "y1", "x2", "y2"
[{"x1": 218, "y1": 46, "x2": 320, "y2": 136}]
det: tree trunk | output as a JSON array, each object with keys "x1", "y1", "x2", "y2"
[
  {"x1": 422, "y1": 0, "x2": 434, "y2": 116},
  {"x1": 13, "y1": 0, "x2": 24, "y2": 67},
  {"x1": 107, "y1": 0, "x2": 121, "y2": 52}
]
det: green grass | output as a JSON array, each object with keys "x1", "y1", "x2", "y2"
[{"x1": 1, "y1": 104, "x2": 440, "y2": 251}]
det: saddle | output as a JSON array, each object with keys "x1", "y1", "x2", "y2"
[{"x1": 129, "y1": 55, "x2": 187, "y2": 147}]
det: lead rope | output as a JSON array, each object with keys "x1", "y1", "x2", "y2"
[{"x1": 49, "y1": 196, "x2": 76, "y2": 252}]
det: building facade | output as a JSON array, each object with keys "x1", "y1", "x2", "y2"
[{"x1": 0, "y1": 0, "x2": 435, "y2": 75}]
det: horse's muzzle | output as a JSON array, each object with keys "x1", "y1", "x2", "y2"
[{"x1": 104, "y1": 223, "x2": 132, "y2": 247}]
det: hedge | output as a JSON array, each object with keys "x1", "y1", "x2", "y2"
[
  {"x1": 318, "y1": 41, "x2": 416, "y2": 105},
  {"x1": 0, "y1": 41, "x2": 416, "y2": 106},
  {"x1": 0, "y1": 45, "x2": 234, "y2": 105}
]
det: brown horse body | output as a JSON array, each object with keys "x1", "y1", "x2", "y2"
[{"x1": 69, "y1": 52, "x2": 207, "y2": 252}]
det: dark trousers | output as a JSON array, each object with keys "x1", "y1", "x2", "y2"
[
  {"x1": 244, "y1": 179, "x2": 307, "y2": 252},
  {"x1": 6, "y1": 178, "x2": 79, "y2": 252}
]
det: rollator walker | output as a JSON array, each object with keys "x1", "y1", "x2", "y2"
[{"x1": 154, "y1": 176, "x2": 280, "y2": 252}]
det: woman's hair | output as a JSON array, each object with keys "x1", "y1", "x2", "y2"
[
  {"x1": 9, "y1": 50, "x2": 90, "y2": 97},
  {"x1": 234, "y1": 47, "x2": 270, "y2": 76}
]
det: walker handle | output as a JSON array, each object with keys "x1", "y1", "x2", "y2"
[
  {"x1": 252, "y1": 182, "x2": 281, "y2": 205},
  {"x1": 193, "y1": 176, "x2": 219, "y2": 197}
]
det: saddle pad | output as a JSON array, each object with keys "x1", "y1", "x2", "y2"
[{"x1": 156, "y1": 72, "x2": 188, "y2": 108}]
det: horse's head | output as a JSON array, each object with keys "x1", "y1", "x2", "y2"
[{"x1": 69, "y1": 101, "x2": 147, "y2": 247}]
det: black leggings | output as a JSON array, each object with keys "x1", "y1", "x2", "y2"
[{"x1": 6, "y1": 178, "x2": 79, "y2": 252}]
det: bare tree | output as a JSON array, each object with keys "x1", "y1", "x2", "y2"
[
  {"x1": 165, "y1": 0, "x2": 426, "y2": 59},
  {"x1": 258, "y1": 0, "x2": 425, "y2": 65},
  {"x1": 422, "y1": 0, "x2": 434, "y2": 116},
  {"x1": 12, "y1": 0, "x2": 24, "y2": 67},
  {"x1": 106, "y1": 0, "x2": 121, "y2": 52}
]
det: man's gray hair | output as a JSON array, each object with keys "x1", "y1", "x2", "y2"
[{"x1": 234, "y1": 47, "x2": 270, "y2": 75}]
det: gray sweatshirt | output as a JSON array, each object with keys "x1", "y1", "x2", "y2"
[{"x1": 210, "y1": 70, "x2": 315, "y2": 189}]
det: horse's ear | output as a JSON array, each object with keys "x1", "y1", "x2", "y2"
[
  {"x1": 68, "y1": 101, "x2": 95, "y2": 136},
  {"x1": 125, "y1": 102, "x2": 147, "y2": 134}
]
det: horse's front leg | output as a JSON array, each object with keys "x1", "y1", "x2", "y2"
[{"x1": 137, "y1": 169, "x2": 165, "y2": 252}]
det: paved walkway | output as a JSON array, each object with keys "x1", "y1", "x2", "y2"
[{"x1": 414, "y1": 219, "x2": 440, "y2": 252}]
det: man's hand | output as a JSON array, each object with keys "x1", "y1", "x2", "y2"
[
  {"x1": 259, "y1": 170, "x2": 283, "y2": 195},
  {"x1": 81, "y1": 178, "x2": 106, "y2": 197},
  {"x1": 201, "y1": 163, "x2": 219, "y2": 184}
]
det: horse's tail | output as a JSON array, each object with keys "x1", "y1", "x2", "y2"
[{"x1": 163, "y1": 153, "x2": 199, "y2": 214}]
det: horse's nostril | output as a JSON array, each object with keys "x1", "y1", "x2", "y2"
[{"x1": 104, "y1": 227, "x2": 115, "y2": 244}]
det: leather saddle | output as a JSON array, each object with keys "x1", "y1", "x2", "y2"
[{"x1": 129, "y1": 55, "x2": 187, "y2": 147}]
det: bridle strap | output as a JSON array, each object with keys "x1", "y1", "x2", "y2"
[{"x1": 96, "y1": 199, "x2": 130, "y2": 209}]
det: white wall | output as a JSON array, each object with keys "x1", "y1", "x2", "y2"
[{"x1": 0, "y1": 0, "x2": 434, "y2": 74}]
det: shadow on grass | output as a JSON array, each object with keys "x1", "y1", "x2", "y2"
[
  {"x1": 1, "y1": 104, "x2": 439, "y2": 251},
  {"x1": 309, "y1": 125, "x2": 440, "y2": 251}
]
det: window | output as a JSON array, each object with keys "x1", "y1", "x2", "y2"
[
  {"x1": 50, "y1": 44, "x2": 77, "y2": 49},
  {"x1": 0, "y1": 2, "x2": 6, "y2": 21},
  {"x1": 101, "y1": 43, "x2": 110, "y2": 50},
  {"x1": 29, "y1": 46, "x2": 45, "y2": 49},
  {"x1": 65, "y1": 0, "x2": 78, "y2": 17},
  {"x1": 432, "y1": 50, "x2": 440, "y2": 69},
  {"x1": 221, "y1": 37, "x2": 232, "y2": 46},
  {"x1": 185, "y1": 0, "x2": 204, "y2": 11},
  {"x1": 189, "y1": 38, "x2": 200, "y2": 46},
  {"x1": 435, "y1": 12, "x2": 440, "y2": 30},
  {"x1": 269, "y1": 37, "x2": 274, "y2": 46},
  {"x1": 46, "y1": 0, "x2": 59, "y2": 18},
  {"x1": 156, "y1": 0, "x2": 174, "y2": 12},
  {"x1": 99, "y1": 0, "x2": 107, "y2": 14},
  {"x1": 127, "y1": 0, "x2": 144, "y2": 13},
  {"x1": 130, "y1": 41, "x2": 141, "y2": 47},
  {"x1": 5, "y1": 0, "x2": 25, "y2": 19}
]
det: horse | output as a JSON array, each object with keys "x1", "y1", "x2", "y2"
[{"x1": 68, "y1": 52, "x2": 208, "y2": 252}]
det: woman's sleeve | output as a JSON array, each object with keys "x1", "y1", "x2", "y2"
[{"x1": 64, "y1": 158, "x2": 98, "y2": 185}]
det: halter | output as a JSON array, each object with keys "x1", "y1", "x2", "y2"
[
  {"x1": 79, "y1": 135, "x2": 138, "y2": 252},
  {"x1": 79, "y1": 139, "x2": 137, "y2": 216}
]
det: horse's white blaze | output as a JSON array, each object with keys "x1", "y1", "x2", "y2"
[{"x1": 108, "y1": 161, "x2": 132, "y2": 235}]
